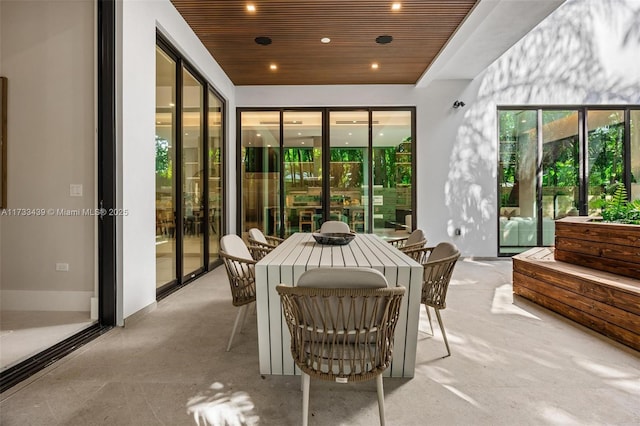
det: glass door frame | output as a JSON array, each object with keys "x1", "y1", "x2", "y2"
[
  {"x1": 237, "y1": 107, "x2": 416, "y2": 237},
  {"x1": 156, "y1": 33, "x2": 225, "y2": 297},
  {"x1": 497, "y1": 105, "x2": 639, "y2": 256}
]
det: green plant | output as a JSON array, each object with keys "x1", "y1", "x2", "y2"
[{"x1": 600, "y1": 185, "x2": 640, "y2": 224}]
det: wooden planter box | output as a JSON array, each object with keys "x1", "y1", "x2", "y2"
[
  {"x1": 554, "y1": 216, "x2": 640, "y2": 280},
  {"x1": 513, "y1": 247, "x2": 640, "y2": 351}
]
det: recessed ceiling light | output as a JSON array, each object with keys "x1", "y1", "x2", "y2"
[
  {"x1": 345, "y1": 142, "x2": 350, "y2": 145},
  {"x1": 256, "y1": 133, "x2": 261, "y2": 137},
  {"x1": 298, "y1": 132, "x2": 302, "y2": 136},
  {"x1": 348, "y1": 132, "x2": 352, "y2": 136},
  {"x1": 267, "y1": 144, "x2": 272, "y2": 147},
  {"x1": 379, "y1": 132, "x2": 384, "y2": 136},
  {"x1": 270, "y1": 64, "x2": 277, "y2": 70},
  {"x1": 321, "y1": 37, "x2": 331, "y2": 44},
  {"x1": 169, "y1": 103, "x2": 175, "y2": 107},
  {"x1": 246, "y1": 4, "x2": 256, "y2": 12},
  {"x1": 255, "y1": 36, "x2": 272, "y2": 46},
  {"x1": 391, "y1": 3, "x2": 401, "y2": 11},
  {"x1": 371, "y1": 63, "x2": 379, "y2": 69},
  {"x1": 301, "y1": 141, "x2": 305, "y2": 144}
]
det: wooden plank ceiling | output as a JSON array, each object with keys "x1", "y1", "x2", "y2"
[{"x1": 170, "y1": 0, "x2": 478, "y2": 85}]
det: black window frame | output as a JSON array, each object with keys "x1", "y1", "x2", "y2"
[{"x1": 236, "y1": 106, "x2": 416, "y2": 237}]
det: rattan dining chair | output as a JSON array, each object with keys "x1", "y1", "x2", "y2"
[
  {"x1": 318, "y1": 220, "x2": 351, "y2": 234},
  {"x1": 403, "y1": 242, "x2": 460, "y2": 357},
  {"x1": 388, "y1": 228, "x2": 426, "y2": 252},
  {"x1": 247, "y1": 228, "x2": 284, "y2": 260},
  {"x1": 219, "y1": 234, "x2": 258, "y2": 351},
  {"x1": 276, "y1": 267, "x2": 405, "y2": 426}
]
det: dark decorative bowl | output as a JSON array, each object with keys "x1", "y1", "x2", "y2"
[{"x1": 312, "y1": 232, "x2": 356, "y2": 245}]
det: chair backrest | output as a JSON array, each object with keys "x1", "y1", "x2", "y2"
[
  {"x1": 277, "y1": 268, "x2": 405, "y2": 382},
  {"x1": 406, "y1": 229, "x2": 426, "y2": 246},
  {"x1": 248, "y1": 228, "x2": 268, "y2": 245},
  {"x1": 319, "y1": 220, "x2": 350, "y2": 234},
  {"x1": 422, "y1": 242, "x2": 461, "y2": 309},
  {"x1": 219, "y1": 234, "x2": 256, "y2": 307},
  {"x1": 220, "y1": 234, "x2": 252, "y2": 260},
  {"x1": 428, "y1": 241, "x2": 459, "y2": 262}
]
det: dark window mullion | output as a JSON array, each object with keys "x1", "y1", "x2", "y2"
[
  {"x1": 202, "y1": 87, "x2": 210, "y2": 267},
  {"x1": 322, "y1": 109, "x2": 330, "y2": 225},
  {"x1": 536, "y1": 109, "x2": 543, "y2": 246},
  {"x1": 279, "y1": 109, "x2": 285, "y2": 238},
  {"x1": 368, "y1": 109, "x2": 374, "y2": 233},
  {"x1": 175, "y1": 59, "x2": 184, "y2": 284},
  {"x1": 579, "y1": 108, "x2": 588, "y2": 215},
  {"x1": 624, "y1": 108, "x2": 632, "y2": 200}
]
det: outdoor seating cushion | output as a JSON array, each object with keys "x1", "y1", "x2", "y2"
[
  {"x1": 220, "y1": 234, "x2": 252, "y2": 260},
  {"x1": 297, "y1": 267, "x2": 388, "y2": 289}
]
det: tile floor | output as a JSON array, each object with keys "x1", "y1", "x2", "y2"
[{"x1": 1, "y1": 259, "x2": 639, "y2": 425}]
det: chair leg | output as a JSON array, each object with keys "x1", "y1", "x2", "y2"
[
  {"x1": 434, "y1": 308, "x2": 451, "y2": 357},
  {"x1": 226, "y1": 305, "x2": 245, "y2": 352},
  {"x1": 302, "y1": 372, "x2": 310, "y2": 426},
  {"x1": 240, "y1": 302, "x2": 250, "y2": 333},
  {"x1": 376, "y1": 374, "x2": 386, "y2": 426},
  {"x1": 425, "y1": 305, "x2": 434, "y2": 336}
]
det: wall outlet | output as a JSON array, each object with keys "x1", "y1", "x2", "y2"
[
  {"x1": 70, "y1": 184, "x2": 83, "y2": 197},
  {"x1": 56, "y1": 263, "x2": 69, "y2": 272}
]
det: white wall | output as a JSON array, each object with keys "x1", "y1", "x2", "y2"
[
  {"x1": 425, "y1": 0, "x2": 640, "y2": 256},
  {"x1": 0, "y1": 0, "x2": 95, "y2": 311},
  {"x1": 236, "y1": 0, "x2": 640, "y2": 257},
  {"x1": 119, "y1": 0, "x2": 235, "y2": 320}
]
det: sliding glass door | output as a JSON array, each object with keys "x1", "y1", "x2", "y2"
[
  {"x1": 283, "y1": 111, "x2": 323, "y2": 235},
  {"x1": 155, "y1": 46, "x2": 177, "y2": 286},
  {"x1": 498, "y1": 106, "x2": 639, "y2": 256},
  {"x1": 181, "y1": 68, "x2": 205, "y2": 280},
  {"x1": 239, "y1": 108, "x2": 415, "y2": 239},
  {"x1": 541, "y1": 110, "x2": 579, "y2": 246},
  {"x1": 156, "y1": 37, "x2": 225, "y2": 293},
  {"x1": 239, "y1": 111, "x2": 281, "y2": 236},
  {"x1": 329, "y1": 111, "x2": 368, "y2": 233},
  {"x1": 632, "y1": 110, "x2": 640, "y2": 200},
  {"x1": 372, "y1": 110, "x2": 413, "y2": 233},
  {"x1": 586, "y1": 110, "x2": 625, "y2": 215},
  {"x1": 208, "y1": 91, "x2": 223, "y2": 265}
]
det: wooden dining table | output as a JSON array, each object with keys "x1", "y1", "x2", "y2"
[{"x1": 255, "y1": 232, "x2": 423, "y2": 378}]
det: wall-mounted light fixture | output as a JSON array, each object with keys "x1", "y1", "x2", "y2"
[{"x1": 453, "y1": 100, "x2": 466, "y2": 109}]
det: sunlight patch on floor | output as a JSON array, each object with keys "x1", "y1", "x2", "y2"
[
  {"x1": 537, "y1": 405, "x2": 582, "y2": 425},
  {"x1": 573, "y1": 358, "x2": 640, "y2": 395},
  {"x1": 187, "y1": 382, "x2": 259, "y2": 426},
  {"x1": 491, "y1": 284, "x2": 540, "y2": 319},
  {"x1": 442, "y1": 384, "x2": 484, "y2": 409}
]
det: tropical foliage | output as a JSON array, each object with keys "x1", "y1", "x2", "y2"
[
  {"x1": 599, "y1": 185, "x2": 640, "y2": 224},
  {"x1": 155, "y1": 135, "x2": 171, "y2": 179}
]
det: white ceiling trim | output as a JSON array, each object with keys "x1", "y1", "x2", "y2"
[{"x1": 416, "y1": 0, "x2": 566, "y2": 87}]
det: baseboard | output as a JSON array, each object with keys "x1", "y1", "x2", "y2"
[{"x1": 0, "y1": 290, "x2": 94, "y2": 312}]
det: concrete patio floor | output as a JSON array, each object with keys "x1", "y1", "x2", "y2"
[{"x1": 1, "y1": 258, "x2": 639, "y2": 425}]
